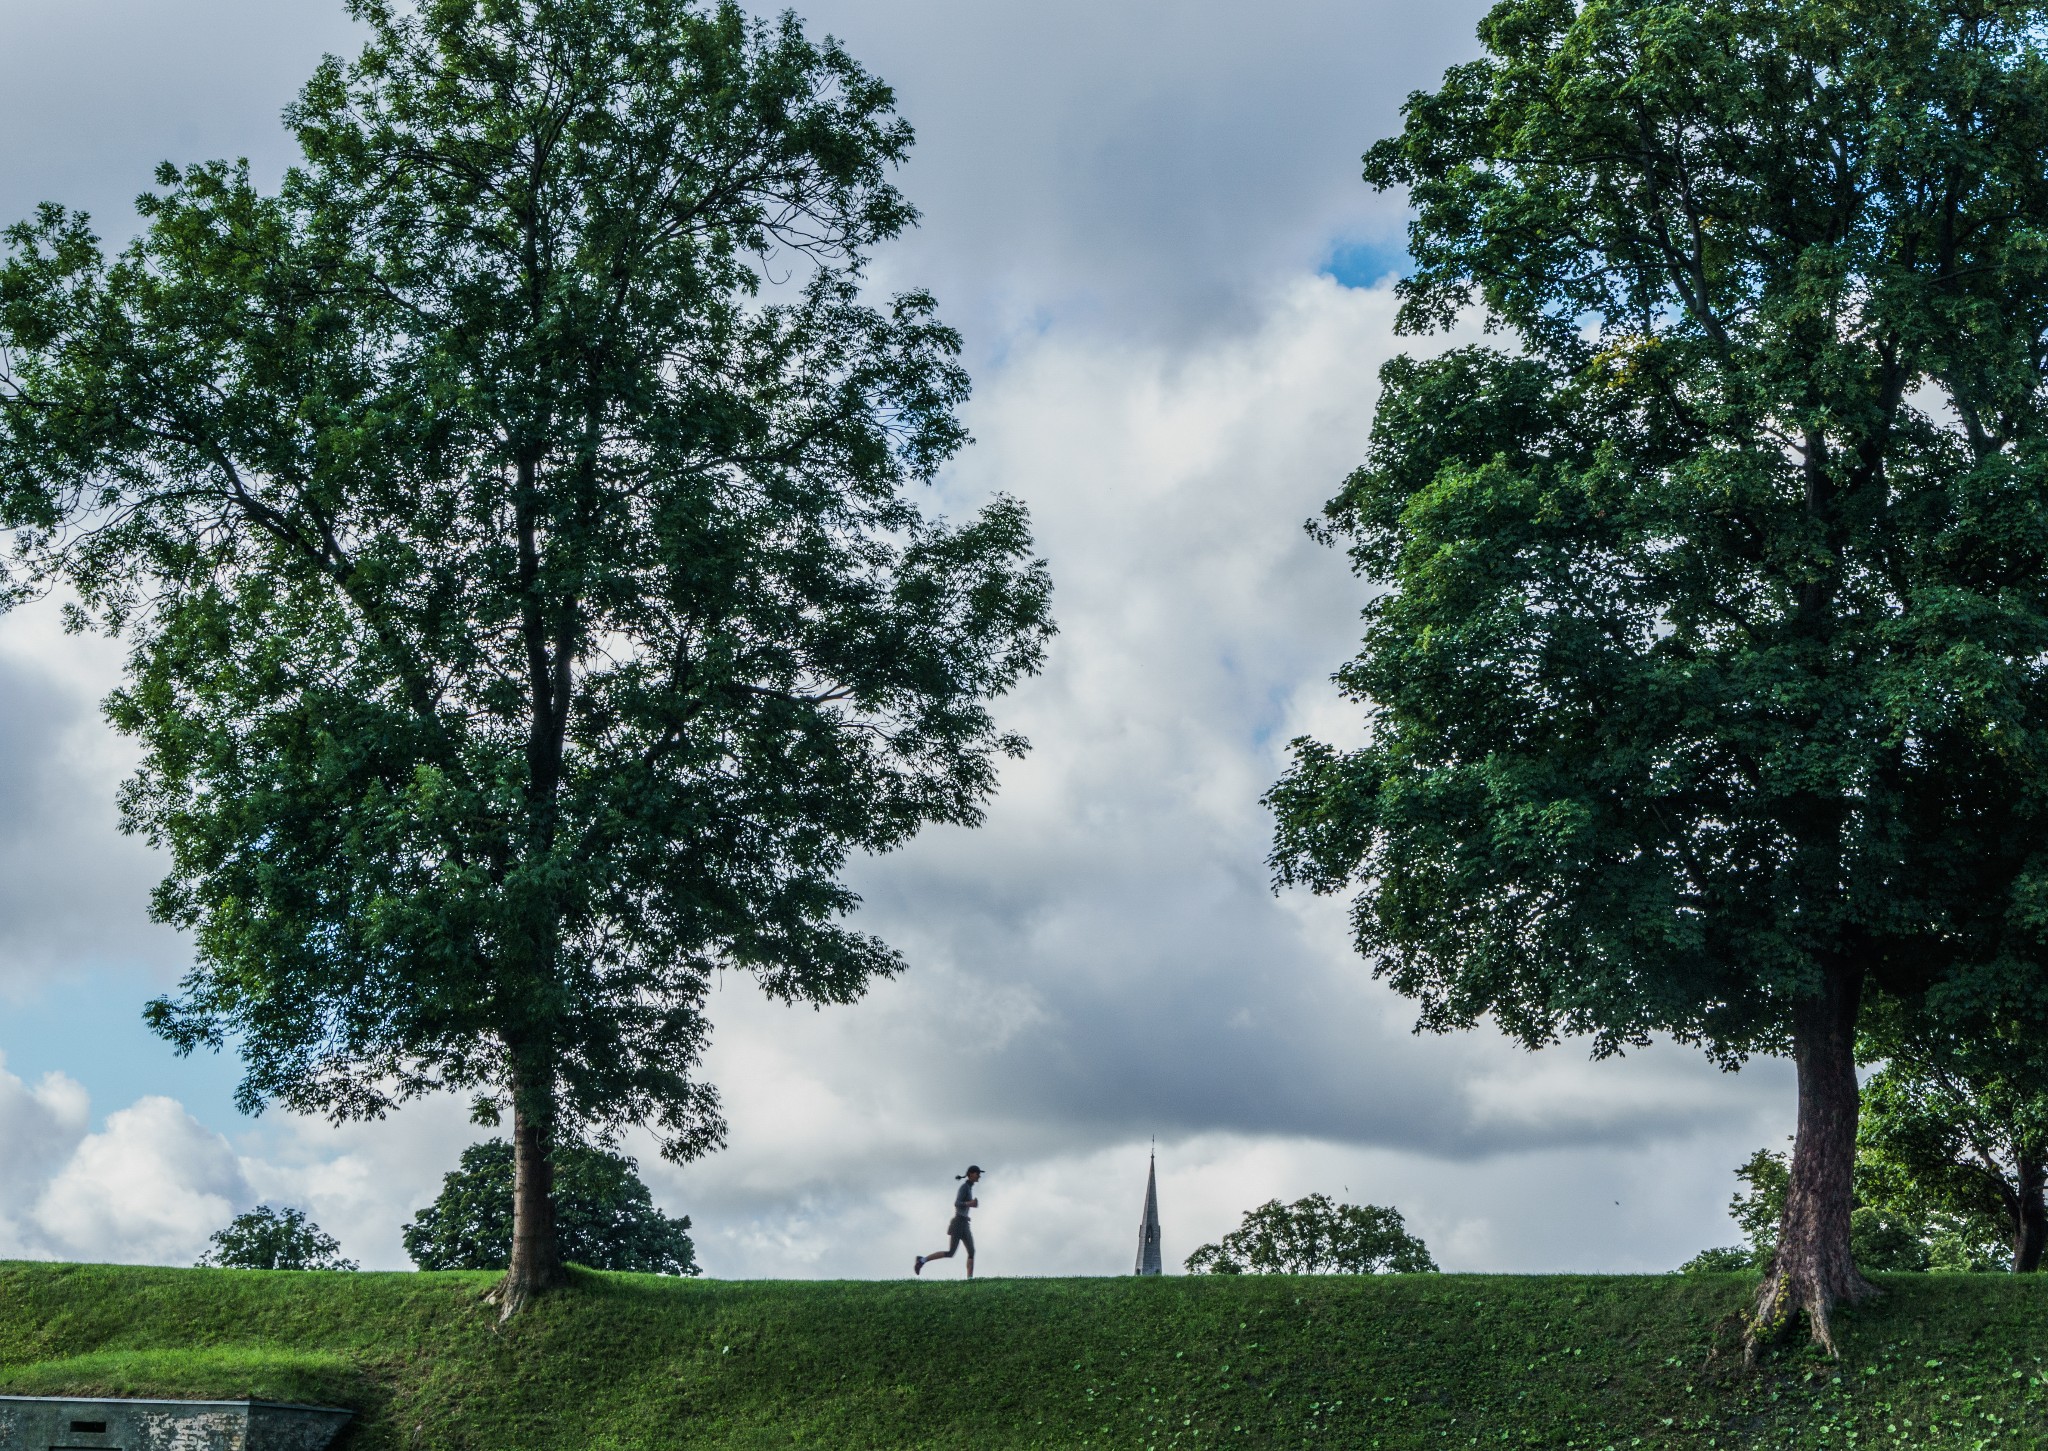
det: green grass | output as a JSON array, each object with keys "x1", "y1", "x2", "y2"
[{"x1": 0, "y1": 1263, "x2": 2043, "y2": 1448}]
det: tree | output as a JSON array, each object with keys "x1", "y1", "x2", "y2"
[
  {"x1": 1184, "y1": 1194, "x2": 1437, "y2": 1275},
  {"x1": 198, "y1": 1205, "x2": 358, "y2": 1271},
  {"x1": 1856, "y1": 1011, "x2": 2048, "y2": 1272},
  {"x1": 1676, "y1": 1246, "x2": 1753, "y2": 1275},
  {"x1": 1679, "y1": 1143, "x2": 2004, "y2": 1275},
  {"x1": 0, "y1": 0, "x2": 1051, "y2": 1316},
  {"x1": 1679, "y1": 1146, "x2": 1946, "y2": 1275},
  {"x1": 1724, "y1": 1149, "x2": 1795, "y2": 1271},
  {"x1": 404, "y1": 1137, "x2": 698, "y2": 1275},
  {"x1": 1267, "y1": 0, "x2": 2048, "y2": 1351}
]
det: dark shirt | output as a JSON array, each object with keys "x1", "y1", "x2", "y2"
[{"x1": 954, "y1": 1179, "x2": 977, "y2": 1218}]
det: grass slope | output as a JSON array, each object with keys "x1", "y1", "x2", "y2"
[{"x1": 0, "y1": 1264, "x2": 2043, "y2": 1448}]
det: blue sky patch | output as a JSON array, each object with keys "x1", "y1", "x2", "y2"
[
  {"x1": 1321, "y1": 238, "x2": 1411, "y2": 290},
  {"x1": 1, "y1": 966, "x2": 247, "y2": 1129}
]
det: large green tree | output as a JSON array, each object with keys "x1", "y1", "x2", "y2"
[
  {"x1": 1268, "y1": 0, "x2": 2048, "y2": 1349},
  {"x1": 0, "y1": 0, "x2": 1050, "y2": 1314}
]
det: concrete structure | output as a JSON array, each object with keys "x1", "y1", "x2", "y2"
[
  {"x1": 1134, "y1": 1148, "x2": 1163, "y2": 1276},
  {"x1": 0, "y1": 1397, "x2": 351, "y2": 1451}
]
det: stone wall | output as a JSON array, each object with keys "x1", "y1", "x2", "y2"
[{"x1": 0, "y1": 1397, "x2": 350, "y2": 1451}]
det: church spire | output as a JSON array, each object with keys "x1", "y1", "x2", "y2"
[{"x1": 1134, "y1": 1145, "x2": 1163, "y2": 1276}]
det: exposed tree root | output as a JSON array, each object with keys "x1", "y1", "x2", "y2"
[
  {"x1": 1745, "y1": 1257, "x2": 1877, "y2": 1359},
  {"x1": 487, "y1": 1264, "x2": 569, "y2": 1322}
]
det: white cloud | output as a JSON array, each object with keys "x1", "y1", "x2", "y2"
[
  {"x1": 796, "y1": 0, "x2": 1495, "y2": 344},
  {"x1": 0, "y1": 620, "x2": 185, "y2": 990},
  {"x1": 0, "y1": 1059, "x2": 433, "y2": 1269},
  {"x1": 0, "y1": 1057, "x2": 91, "y2": 1243},
  {"x1": 236, "y1": 1094, "x2": 487, "y2": 1272},
  {"x1": 0, "y1": 0, "x2": 361, "y2": 248},
  {"x1": 654, "y1": 1110, "x2": 1790, "y2": 1281},
  {"x1": 33, "y1": 1096, "x2": 248, "y2": 1265},
  {"x1": 624, "y1": 280, "x2": 1797, "y2": 1280}
]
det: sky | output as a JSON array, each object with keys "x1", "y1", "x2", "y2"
[{"x1": 0, "y1": 0, "x2": 1796, "y2": 1278}]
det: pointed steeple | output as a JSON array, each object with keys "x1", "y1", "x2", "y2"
[{"x1": 1134, "y1": 1146, "x2": 1163, "y2": 1276}]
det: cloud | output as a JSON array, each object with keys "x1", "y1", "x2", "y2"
[
  {"x1": 237, "y1": 1094, "x2": 487, "y2": 1273},
  {"x1": 631, "y1": 278, "x2": 1797, "y2": 1278},
  {"x1": 0, "y1": 0, "x2": 361, "y2": 246},
  {"x1": 0, "y1": 623, "x2": 185, "y2": 991},
  {"x1": 0, "y1": 1047, "x2": 532, "y2": 1275},
  {"x1": 0, "y1": 1048, "x2": 442, "y2": 1270},
  {"x1": 0, "y1": 0, "x2": 1488, "y2": 339},
  {"x1": 796, "y1": 0, "x2": 1494, "y2": 343},
  {"x1": 653, "y1": 1111, "x2": 1792, "y2": 1281},
  {"x1": 31, "y1": 1096, "x2": 245, "y2": 1265},
  {"x1": 0, "y1": 1058, "x2": 91, "y2": 1244}
]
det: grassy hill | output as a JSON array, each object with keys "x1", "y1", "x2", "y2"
[{"x1": 0, "y1": 1264, "x2": 2043, "y2": 1448}]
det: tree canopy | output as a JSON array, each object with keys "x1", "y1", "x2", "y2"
[
  {"x1": 1268, "y1": 0, "x2": 2048, "y2": 1349},
  {"x1": 1856, "y1": 1006, "x2": 2048, "y2": 1272},
  {"x1": 0, "y1": 0, "x2": 1051, "y2": 1311},
  {"x1": 1185, "y1": 1194, "x2": 1437, "y2": 1276},
  {"x1": 1676, "y1": 1144, "x2": 1999, "y2": 1276},
  {"x1": 404, "y1": 1138, "x2": 699, "y2": 1275},
  {"x1": 198, "y1": 1205, "x2": 358, "y2": 1271}
]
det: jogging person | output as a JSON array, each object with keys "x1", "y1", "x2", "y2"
[{"x1": 915, "y1": 1165, "x2": 982, "y2": 1277}]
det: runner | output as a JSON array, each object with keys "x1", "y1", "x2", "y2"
[{"x1": 915, "y1": 1165, "x2": 982, "y2": 1277}]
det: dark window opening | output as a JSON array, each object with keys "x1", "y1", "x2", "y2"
[{"x1": 67, "y1": 1423, "x2": 108, "y2": 1433}]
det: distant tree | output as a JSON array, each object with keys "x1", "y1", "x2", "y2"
[
  {"x1": 1269, "y1": 0, "x2": 2048, "y2": 1351},
  {"x1": 1676, "y1": 1246, "x2": 1752, "y2": 1276},
  {"x1": 1185, "y1": 1194, "x2": 1437, "y2": 1276},
  {"x1": 1855, "y1": 1011, "x2": 2048, "y2": 1273},
  {"x1": 404, "y1": 1138, "x2": 699, "y2": 1276},
  {"x1": 0, "y1": 0, "x2": 1050, "y2": 1316},
  {"x1": 198, "y1": 1205, "x2": 357, "y2": 1271}
]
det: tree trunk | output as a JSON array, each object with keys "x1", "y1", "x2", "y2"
[
  {"x1": 1749, "y1": 965, "x2": 1876, "y2": 1356},
  {"x1": 2013, "y1": 1157, "x2": 2046, "y2": 1274},
  {"x1": 495, "y1": 1068, "x2": 567, "y2": 1319}
]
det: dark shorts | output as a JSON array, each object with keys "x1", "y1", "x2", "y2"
[{"x1": 948, "y1": 1216, "x2": 975, "y2": 1256}]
